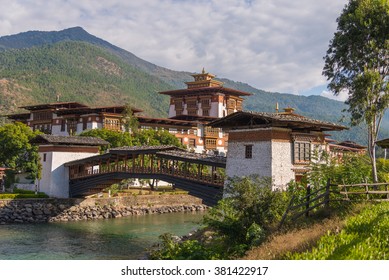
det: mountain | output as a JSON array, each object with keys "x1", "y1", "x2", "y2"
[{"x1": 0, "y1": 27, "x2": 386, "y2": 143}]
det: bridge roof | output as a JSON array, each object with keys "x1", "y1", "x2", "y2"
[
  {"x1": 157, "y1": 150, "x2": 226, "y2": 167},
  {"x1": 64, "y1": 145, "x2": 182, "y2": 166},
  {"x1": 109, "y1": 145, "x2": 181, "y2": 154},
  {"x1": 64, "y1": 145, "x2": 226, "y2": 167}
]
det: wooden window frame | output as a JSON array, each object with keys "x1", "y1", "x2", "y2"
[
  {"x1": 294, "y1": 142, "x2": 311, "y2": 163},
  {"x1": 245, "y1": 145, "x2": 253, "y2": 159}
]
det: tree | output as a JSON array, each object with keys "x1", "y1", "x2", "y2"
[
  {"x1": 122, "y1": 103, "x2": 139, "y2": 135},
  {"x1": 323, "y1": 0, "x2": 389, "y2": 182},
  {"x1": 78, "y1": 128, "x2": 133, "y2": 151},
  {"x1": 133, "y1": 129, "x2": 183, "y2": 147},
  {"x1": 0, "y1": 122, "x2": 42, "y2": 180}
]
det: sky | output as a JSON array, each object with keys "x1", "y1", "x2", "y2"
[{"x1": 0, "y1": 0, "x2": 349, "y2": 101}]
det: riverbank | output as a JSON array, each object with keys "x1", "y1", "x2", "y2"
[{"x1": 0, "y1": 194, "x2": 208, "y2": 224}]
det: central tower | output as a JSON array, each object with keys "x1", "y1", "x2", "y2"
[{"x1": 160, "y1": 69, "x2": 251, "y2": 119}]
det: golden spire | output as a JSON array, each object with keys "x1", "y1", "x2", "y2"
[
  {"x1": 275, "y1": 102, "x2": 279, "y2": 113},
  {"x1": 202, "y1": 67, "x2": 205, "y2": 74}
]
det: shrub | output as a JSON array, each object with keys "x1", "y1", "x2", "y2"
[
  {"x1": 0, "y1": 193, "x2": 48, "y2": 199},
  {"x1": 204, "y1": 175, "x2": 290, "y2": 256},
  {"x1": 149, "y1": 233, "x2": 220, "y2": 260}
]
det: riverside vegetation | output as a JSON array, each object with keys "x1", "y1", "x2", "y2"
[{"x1": 149, "y1": 152, "x2": 389, "y2": 260}]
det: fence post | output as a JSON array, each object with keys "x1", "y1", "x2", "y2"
[
  {"x1": 305, "y1": 184, "x2": 311, "y2": 217},
  {"x1": 364, "y1": 178, "x2": 369, "y2": 200},
  {"x1": 325, "y1": 179, "x2": 330, "y2": 208},
  {"x1": 278, "y1": 195, "x2": 295, "y2": 230}
]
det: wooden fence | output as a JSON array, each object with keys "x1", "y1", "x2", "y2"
[
  {"x1": 279, "y1": 180, "x2": 389, "y2": 229},
  {"x1": 279, "y1": 179, "x2": 333, "y2": 229},
  {"x1": 338, "y1": 182, "x2": 389, "y2": 201}
]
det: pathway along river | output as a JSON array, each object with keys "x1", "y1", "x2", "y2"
[{"x1": 0, "y1": 212, "x2": 204, "y2": 259}]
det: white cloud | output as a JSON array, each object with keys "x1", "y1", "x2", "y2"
[
  {"x1": 321, "y1": 90, "x2": 349, "y2": 102},
  {"x1": 0, "y1": 0, "x2": 348, "y2": 96}
]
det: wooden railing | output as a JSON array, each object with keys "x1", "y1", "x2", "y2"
[{"x1": 70, "y1": 165, "x2": 224, "y2": 187}]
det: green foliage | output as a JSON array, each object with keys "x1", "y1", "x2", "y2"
[
  {"x1": 133, "y1": 129, "x2": 183, "y2": 147},
  {"x1": 0, "y1": 191, "x2": 48, "y2": 199},
  {"x1": 286, "y1": 202, "x2": 389, "y2": 260},
  {"x1": 149, "y1": 233, "x2": 220, "y2": 260},
  {"x1": 79, "y1": 128, "x2": 182, "y2": 151},
  {"x1": 306, "y1": 152, "x2": 373, "y2": 186},
  {"x1": 79, "y1": 128, "x2": 133, "y2": 151},
  {"x1": 376, "y1": 158, "x2": 389, "y2": 182},
  {"x1": 150, "y1": 176, "x2": 289, "y2": 259},
  {"x1": 122, "y1": 104, "x2": 139, "y2": 134},
  {"x1": 204, "y1": 176, "x2": 290, "y2": 256},
  {"x1": 0, "y1": 40, "x2": 173, "y2": 117},
  {"x1": 0, "y1": 122, "x2": 42, "y2": 180}
]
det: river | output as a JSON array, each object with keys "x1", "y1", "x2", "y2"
[{"x1": 0, "y1": 212, "x2": 204, "y2": 260}]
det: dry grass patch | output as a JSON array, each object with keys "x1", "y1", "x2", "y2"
[{"x1": 242, "y1": 203, "x2": 367, "y2": 260}]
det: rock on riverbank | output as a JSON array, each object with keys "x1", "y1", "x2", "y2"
[{"x1": 0, "y1": 195, "x2": 208, "y2": 224}]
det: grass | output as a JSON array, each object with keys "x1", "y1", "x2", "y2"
[
  {"x1": 242, "y1": 202, "x2": 366, "y2": 260},
  {"x1": 285, "y1": 202, "x2": 389, "y2": 260}
]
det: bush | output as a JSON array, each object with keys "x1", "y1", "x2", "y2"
[
  {"x1": 204, "y1": 175, "x2": 290, "y2": 256},
  {"x1": 0, "y1": 193, "x2": 48, "y2": 199},
  {"x1": 307, "y1": 152, "x2": 372, "y2": 186},
  {"x1": 149, "y1": 233, "x2": 220, "y2": 260}
]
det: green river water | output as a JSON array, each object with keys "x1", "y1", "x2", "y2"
[{"x1": 0, "y1": 212, "x2": 204, "y2": 260}]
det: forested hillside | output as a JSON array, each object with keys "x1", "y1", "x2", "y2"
[{"x1": 0, "y1": 41, "x2": 173, "y2": 117}]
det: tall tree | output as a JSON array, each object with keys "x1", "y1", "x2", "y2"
[
  {"x1": 0, "y1": 122, "x2": 42, "y2": 180},
  {"x1": 323, "y1": 0, "x2": 389, "y2": 182},
  {"x1": 122, "y1": 104, "x2": 139, "y2": 135}
]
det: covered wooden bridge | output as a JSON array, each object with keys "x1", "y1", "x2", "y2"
[{"x1": 65, "y1": 146, "x2": 226, "y2": 205}]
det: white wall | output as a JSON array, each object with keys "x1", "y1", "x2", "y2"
[
  {"x1": 39, "y1": 150, "x2": 99, "y2": 198},
  {"x1": 226, "y1": 141, "x2": 272, "y2": 179},
  {"x1": 168, "y1": 104, "x2": 176, "y2": 118},
  {"x1": 271, "y1": 141, "x2": 294, "y2": 189},
  {"x1": 51, "y1": 124, "x2": 69, "y2": 136}
]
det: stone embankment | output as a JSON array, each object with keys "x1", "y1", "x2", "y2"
[{"x1": 0, "y1": 195, "x2": 208, "y2": 224}]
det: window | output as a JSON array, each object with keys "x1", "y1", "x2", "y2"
[
  {"x1": 202, "y1": 109, "x2": 210, "y2": 116},
  {"x1": 189, "y1": 139, "x2": 196, "y2": 148},
  {"x1": 67, "y1": 120, "x2": 77, "y2": 135},
  {"x1": 205, "y1": 139, "x2": 217, "y2": 149},
  {"x1": 60, "y1": 119, "x2": 66, "y2": 132},
  {"x1": 245, "y1": 145, "x2": 253, "y2": 159},
  {"x1": 188, "y1": 109, "x2": 197, "y2": 116},
  {"x1": 294, "y1": 142, "x2": 311, "y2": 163},
  {"x1": 201, "y1": 99, "x2": 211, "y2": 107},
  {"x1": 83, "y1": 118, "x2": 87, "y2": 130},
  {"x1": 43, "y1": 153, "x2": 47, "y2": 162},
  {"x1": 33, "y1": 111, "x2": 52, "y2": 121},
  {"x1": 187, "y1": 100, "x2": 197, "y2": 109}
]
